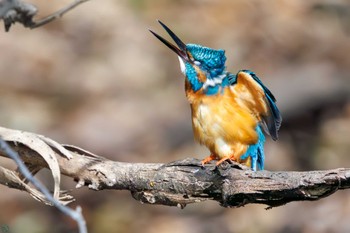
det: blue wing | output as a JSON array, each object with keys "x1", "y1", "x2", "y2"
[
  {"x1": 226, "y1": 70, "x2": 281, "y2": 170},
  {"x1": 239, "y1": 70, "x2": 282, "y2": 141}
]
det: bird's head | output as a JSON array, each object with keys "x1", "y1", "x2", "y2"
[{"x1": 150, "y1": 21, "x2": 227, "y2": 92}]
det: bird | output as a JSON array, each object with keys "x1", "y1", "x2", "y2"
[{"x1": 149, "y1": 20, "x2": 282, "y2": 171}]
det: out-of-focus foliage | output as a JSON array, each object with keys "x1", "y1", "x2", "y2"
[{"x1": 0, "y1": 0, "x2": 350, "y2": 232}]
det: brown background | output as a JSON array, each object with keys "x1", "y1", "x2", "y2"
[{"x1": 0, "y1": 0, "x2": 350, "y2": 232}]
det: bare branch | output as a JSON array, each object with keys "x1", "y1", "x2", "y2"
[
  {"x1": 0, "y1": 0, "x2": 89, "y2": 31},
  {"x1": 0, "y1": 137, "x2": 87, "y2": 233},
  {"x1": 0, "y1": 128, "x2": 349, "y2": 209},
  {"x1": 0, "y1": 165, "x2": 74, "y2": 204},
  {"x1": 31, "y1": 0, "x2": 89, "y2": 29}
]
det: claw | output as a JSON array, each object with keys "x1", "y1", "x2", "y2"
[
  {"x1": 215, "y1": 156, "x2": 232, "y2": 166},
  {"x1": 201, "y1": 154, "x2": 217, "y2": 166}
]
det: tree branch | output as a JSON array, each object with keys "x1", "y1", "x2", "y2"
[
  {"x1": 0, "y1": 137, "x2": 87, "y2": 233},
  {"x1": 1, "y1": 131, "x2": 349, "y2": 209},
  {"x1": 0, "y1": 0, "x2": 89, "y2": 31}
]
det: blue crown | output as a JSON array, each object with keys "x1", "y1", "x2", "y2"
[{"x1": 186, "y1": 44, "x2": 226, "y2": 78}]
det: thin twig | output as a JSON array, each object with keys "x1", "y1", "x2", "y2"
[
  {"x1": 0, "y1": 0, "x2": 89, "y2": 31},
  {"x1": 0, "y1": 138, "x2": 87, "y2": 233},
  {"x1": 31, "y1": 0, "x2": 89, "y2": 28}
]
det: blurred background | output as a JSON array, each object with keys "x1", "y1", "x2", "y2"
[{"x1": 0, "y1": 0, "x2": 350, "y2": 232}]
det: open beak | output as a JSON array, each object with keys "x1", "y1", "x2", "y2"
[{"x1": 149, "y1": 20, "x2": 190, "y2": 62}]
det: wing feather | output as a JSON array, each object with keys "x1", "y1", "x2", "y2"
[{"x1": 235, "y1": 70, "x2": 282, "y2": 140}]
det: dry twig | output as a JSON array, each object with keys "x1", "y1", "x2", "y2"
[
  {"x1": 0, "y1": 136, "x2": 87, "y2": 233},
  {"x1": 0, "y1": 0, "x2": 89, "y2": 31}
]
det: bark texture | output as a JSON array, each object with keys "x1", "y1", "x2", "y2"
[{"x1": 1, "y1": 142, "x2": 349, "y2": 209}]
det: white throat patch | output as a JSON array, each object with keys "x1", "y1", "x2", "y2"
[
  {"x1": 178, "y1": 57, "x2": 186, "y2": 75},
  {"x1": 202, "y1": 73, "x2": 227, "y2": 90}
]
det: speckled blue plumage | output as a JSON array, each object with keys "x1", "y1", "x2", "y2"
[{"x1": 186, "y1": 44, "x2": 226, "y2": 79}]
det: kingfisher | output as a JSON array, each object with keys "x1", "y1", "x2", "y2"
[{"x1": 150, "y1": 21, "x2": 282, "y2": 171}]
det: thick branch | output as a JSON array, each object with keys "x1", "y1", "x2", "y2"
[{"x1": 1, "y1": 142, "x2": 350, "y2": 209}]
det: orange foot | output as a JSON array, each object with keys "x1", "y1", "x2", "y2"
[
  {"x1": 201, "y1": 154, "x2": 217, "y2": 166},
  {"x1": 216, "y1": 155, "x2": 237, "y2": 166}
]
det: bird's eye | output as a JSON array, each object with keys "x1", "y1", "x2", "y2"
[{"x1": 194, "y1": 61, "x2": 201, "y2": 66}]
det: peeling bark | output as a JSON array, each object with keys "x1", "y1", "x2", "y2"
[{"x1": 1, "y1": 142, "x2": 350, "y2": 209}]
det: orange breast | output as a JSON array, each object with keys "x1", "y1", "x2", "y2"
[{"x1": 186, "y1": 85, "x2": 261, "y2": 159}]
